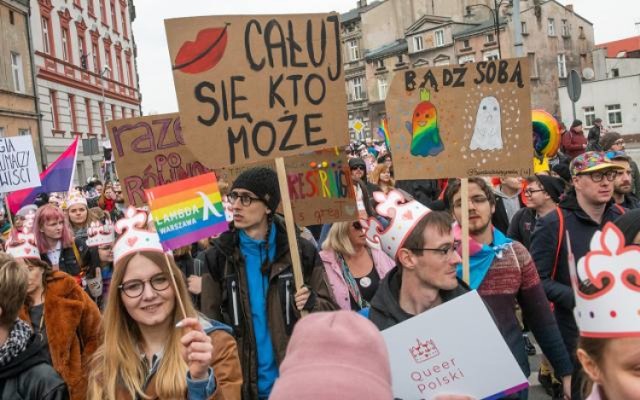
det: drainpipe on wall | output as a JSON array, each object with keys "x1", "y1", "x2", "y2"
[{"x1": 25, "y1": 2, "x2": 47, "y2": 169}]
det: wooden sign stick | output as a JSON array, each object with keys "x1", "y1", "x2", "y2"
[
  {"x1": 460, "y1": 178, "x2": 471, "y2": 285},
  {"x1": 164, "y1": 252, "x2": 188, "y2": 319},
  {"x1": 274, "y1": 157, "x2": 308, "y2": 318}
]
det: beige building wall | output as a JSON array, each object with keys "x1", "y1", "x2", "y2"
[{"x1": 0, "y1": 0, "x2": 42, "y2": 167}]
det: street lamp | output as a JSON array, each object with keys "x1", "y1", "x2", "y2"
[
  {"x1": 99, "y1": 65, "x2": 112, "y2": 180},
  {"x1": 466, "y1": 0, "x2": 509, "y2": 59}
]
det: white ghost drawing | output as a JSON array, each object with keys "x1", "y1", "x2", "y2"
[{"x1": 469, "y1": 96, "x2": 503, "y2": 151}]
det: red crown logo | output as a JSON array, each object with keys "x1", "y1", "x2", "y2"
[
  {"x1": 409, "y1": 338, "x2": 440, "y2": 364},
  {"x1": 570, "y1": 223, "x2": 640, "y2": 337},
  {"x1": 113, "y1": 207, "x2": 164, "y2": 265}
]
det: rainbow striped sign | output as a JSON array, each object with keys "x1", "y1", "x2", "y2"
[{"x1": 145, "y1": 172, "x2": 227, "y2": 251}]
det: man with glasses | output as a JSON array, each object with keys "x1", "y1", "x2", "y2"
[
  {"x1": 201, "y1": 167, "x2": 337, "y2": 400},
  {"x1": 446, "y1": 178, "x2": 573, "y2": 400},
  {"x1": 508, "y1": 175, "x2": 565, "y2": 249},
  {"x1": 367, "y1": 198, "x2": 468, "y2": 331},
  {"x1": 601, "y1": 131, "x2": 640, "y2": 196},
  {"x1": 609, "y1": 152, "x2": 640, "y2": 209},
  {"x1": 530, "y1": 151, "x2": 624, "y2": 400}
]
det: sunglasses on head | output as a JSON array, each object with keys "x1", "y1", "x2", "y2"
[{"x1": 350, "y1": 165, "x2": 366, "y2": 171}]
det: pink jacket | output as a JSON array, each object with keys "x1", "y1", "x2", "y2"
[{"x1": 319, "y1": 248, "x2": 396, "y2": 310}]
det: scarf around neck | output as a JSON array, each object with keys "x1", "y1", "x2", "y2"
[
  {"x1": 454, "y1": 225, "x2": 512, "y2": 289},
  {"x1": 0, "y1": 319, "x2": 32, "y2": 367}
]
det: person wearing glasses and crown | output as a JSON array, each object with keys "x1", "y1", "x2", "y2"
[
  {"x1": 201, "y1": 167, "x2": 337, "y2": 400},
  {"x1": 446, "y1": 178, "x2": 573, "y2": 400},
  {"x1": 363, "y1": 190, "x2": 467, "y2": 330},
  {"x1": 86, "y1": 207, "x2": 242, "y2": 400},
  {"x1": 319, "y1": 220, "x2": 395, "y2": 311},
  {"x1": 530, "y1": 151, "x2": 626, "y2": 399}
]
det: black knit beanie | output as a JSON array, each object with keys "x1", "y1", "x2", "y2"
[
  {"x1": 614, "y1": 209, "x2": 640, "y2": 246},
  {"x1": 570, "y1": 119, "x2": 582, "y2": 129},
  {"x1": 536, "y1": 174, "x2": 565, "y2": 203},
  {"x1": 231, "y1": 167, "x2": 281, "y2": 212}
]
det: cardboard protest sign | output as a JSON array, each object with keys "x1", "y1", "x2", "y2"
[
  {"x1": 107, "y1": 113, "x2": 211, "y2": 206},
  {"x1": 145, "y1": 173, "x2": 227, "y2": 251},
  {"x1": 165, "y1": 13, "x2": 349, "y2": 168},
  {"x1": 385, "y1": 57, "x2": 532, "y2": 179},
  {"x1": 381, "y1": 291, "x2": 528, "y2": 399},
  {"x1": 0, "y1": 136, "x2": 41, "y2": 193},
  {"x1": 216, "y1": 150, "x2": 357, "y2": 226}
]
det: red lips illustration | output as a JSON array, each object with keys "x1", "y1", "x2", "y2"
[{"x1": 173, "y1": 24, "x2": 229, "y2": 74}]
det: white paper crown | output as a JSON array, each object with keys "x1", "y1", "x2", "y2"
[
  {"x1": 570, "y1": 222, "x2": 640, "y2": 338},
  {"x1": 65, "y1": 190, "x2": 87, "y2": 208},
  {"x1": 113, "y1": 207, "x2": 164, "y2": 265},
  {"x1": 6, "y1": 231, "x2": 40, "y2": 259},
  {"x1": 364, "y1": 190, "x2": 431, "y2": 259},
  {"x1": 86, "y1": 220, "x2": 115, "y2": 247}
]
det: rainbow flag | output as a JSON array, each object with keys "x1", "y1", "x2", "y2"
[
  {"x1": 7, "y1": 136, "x2": 79, "y2": 214},
  {"x1": 377, "y1": 118, "x2": 390, "y2": 150},
  {"x1": 145, "y1": 172, "x2": 228, "y2": 251}
]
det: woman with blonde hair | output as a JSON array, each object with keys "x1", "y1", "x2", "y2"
[
  {"x1": 370, "y1": 164, "x2": 395, "y2": 194},
  {"x1": 65, "y1": 191, "x2": 97, "y2": 244},
  {"x1": 86, "y1": 208, "x2": 242, "y2": 400},
  {"x1": 320, "y1": 220, "x2": 395, "y2": 311}
]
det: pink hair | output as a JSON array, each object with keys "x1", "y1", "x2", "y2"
[{"x1": 34, "y1": 204, "x2": 74, "y2": 253}]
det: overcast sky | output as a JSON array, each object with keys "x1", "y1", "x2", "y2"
[{"x1": 132, "y1": 0, "x2": 640, "y2": 115}]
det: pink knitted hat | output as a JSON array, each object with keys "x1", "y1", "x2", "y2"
[{"x1": 270, "y1": 311, "x2": 393, "y2": 400}]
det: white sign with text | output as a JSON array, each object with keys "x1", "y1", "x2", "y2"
[
  {"x1": 381, "y1": 291, "x2": 528, "y2": 399},
  {"x1": 0, "y1": 136, "x2": 41, "y2": 193}
]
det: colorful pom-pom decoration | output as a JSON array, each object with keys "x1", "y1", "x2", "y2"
[{"x1": 532, "y1": 110, "x2": 561, "y2": 157}]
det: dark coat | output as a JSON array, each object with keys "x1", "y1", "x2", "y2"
[
  {"x1": 394, "y1": 179, "x2": 440, "y2": 207},
  {"x1": 507, "y1": 207, "x2": 537, "y2": 249},
  {"x1": 586, "y1": 125, "x2": 602, "y2": 151},
  {"x1": 0, "y1": 333, "x2": 69, "y2": 400},
  {"x1": 201, "y1": 216, "x2": 338, "y2": 400},
  {"x1": 619, "y1": 192, "x2": 640, "y2": 210},
  {"x1": 368, "y1": 267, "x2": 469, "y2": 331},
  {"x1": 492, "y1": 191, "x2": 526, "y2": 235},
  {"x1": 40, "y1": 239, "x2": 87, "y2": 277},
  {"x1": 530, "y1": 189, "x2": 624, "y2": 358}
]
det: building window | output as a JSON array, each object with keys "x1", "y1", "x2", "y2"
[
  {"x1": 548, "y1": 18, "x2": 556, "y2": 36},
  {"x1": 10, "y1": 52, "x2": 25, "y2": 93},
  {"x1": 579, "y1": 26, "x2": 585, "y2": 39},
  {"x1": 347, "y1": 39, "x2": 360, "y2": 61},
  {"x1": 116, "y1": 53, "x2": 123, "y2": 82},
  {"x1": 435, "y1": 30, "x2": 445, "y2": 47},
  {"x1": 85, "y1": 98, "x2": 93, "y2": 133},
  {"x1": 414, "y1": 36, "x2": 424, "y2": 52},
  {"x1": 110, "y1": 104, "x2": 117, "y2": 120},
  {"x1": 606, "y1": 104, "x2": 622, "y2": 126},
  {"x1": 484, "y1": 49, "x2": 499, "y2": 61},
  {"x1": 100, "y1": 0, "x2": 107, "y2": 24},
  {"x1": 611, "y1": 68, "x2": 619, "y2": 78},
  {"x1": 583, "y1": 106, "x2": 595, "y2": 127},
  {"x1": 486, "y1": 33, "x2": 495, "y2": 43},
  {"x1": 61, "y1": 28, "x2": 71, "y2": 62},
  {"x1": 528, "y1": 52, "x2": 538, "y2": 78},
  {"x1": 377, "y1": 76, "x2": 388, "y2": 100},
  {"x1": 121, "y1": 9, "x2": 127, "y2": 37},
  {"x1": 41, "y1": 17, "x2": 51, "y2": 54},
  {"x1": 92, "y1": 40, "x2": 101, "y2": 73},
  {"x1": 18, "y1": 129, "x2": 30, "y2": 136},
  {"x1": 110, "y1": 1, "x2": 118, "y2": 32},
  {"x1": 50, "y1": 90, "x2": 60, "y2": 130},
  {"x1": 9, "y1": 10, "x2": 15, "y2": 25},
  {"x1": 0, "y1": 128, "x2": 4, "y2": 138},
  {"x1": 349, "y1": 77, "x2": 364, "y2": 101},
  {"x1": 458, "y1": 54, "x2": 475, "y2": 64},
  {"x1": 69, "y1": 94, "x2": 78, "y2": 132},
  {"x1": 374, "y1": 59, "x2": 384, "y2": 69},
  {"x1": 462, "y1": 39, "x2": 470, "y2": 48},
  {"x1": 105, "y1": 48, "x2": 113, "y2": 77},
  {"x1": 557, "y1": 54, "x2": 567, "y2": 78},
  {"x1": 78, "y1": 34, "x2": 87, "y2": 67},
  {"x1": 126, "y1": 58, "x2": 133, "y2": 85},
  {"x1": 561, "y1": 20, "x2": 571, "y2": 37},
  {"x1": 121, "y1": 106, "x2": 126, "y2": 119},
  {"x1": 521, "y1": 21, "x2": 527, "y2": 35}
]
